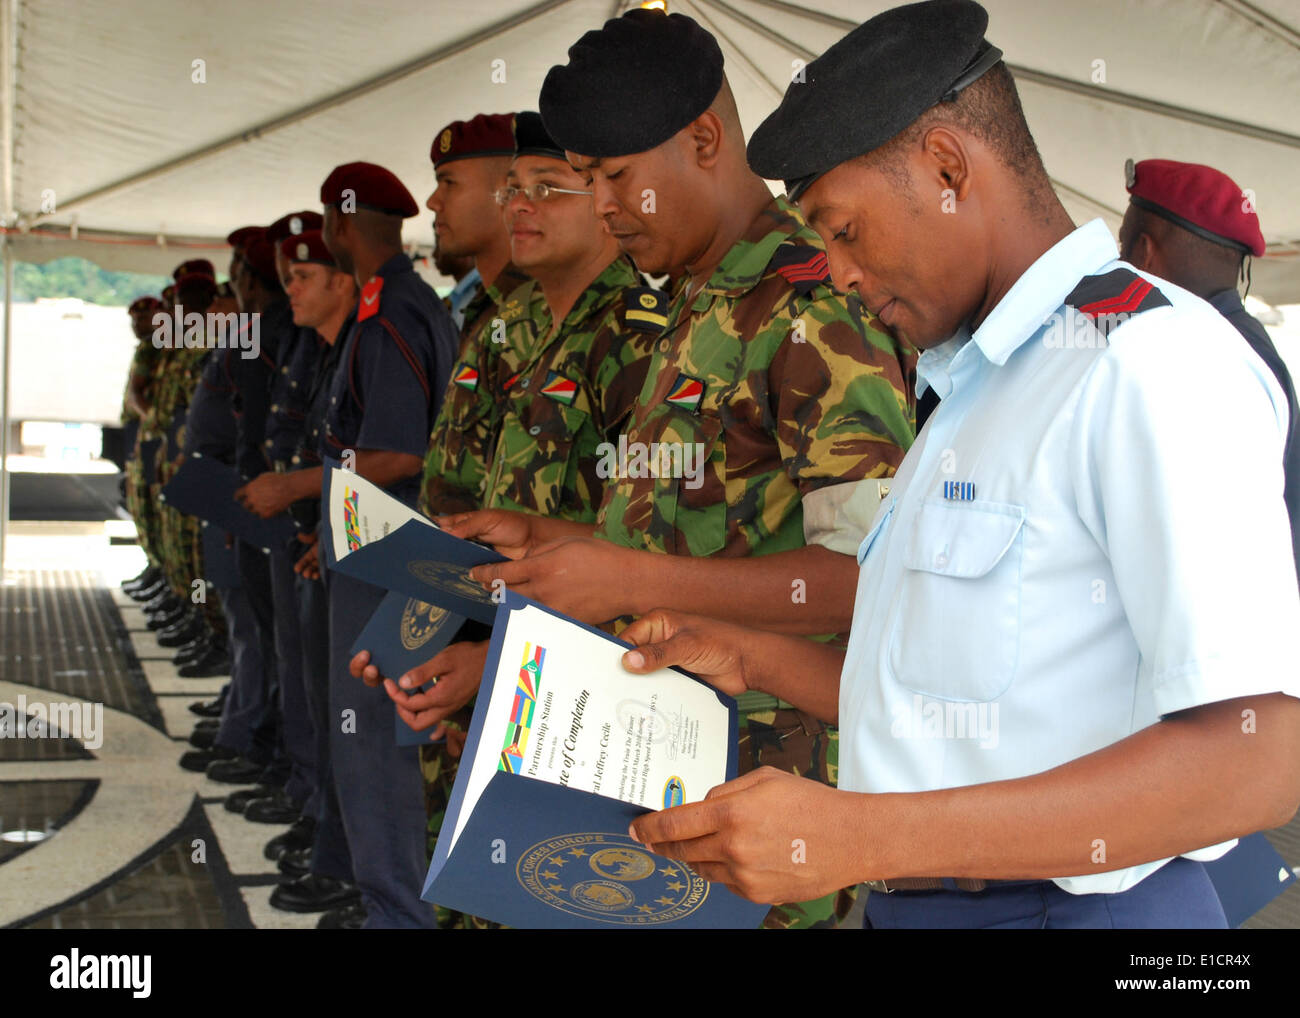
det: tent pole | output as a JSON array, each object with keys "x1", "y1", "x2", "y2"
[{"x1": 1, "y1": 232, "x2": 12, "y2": 572}]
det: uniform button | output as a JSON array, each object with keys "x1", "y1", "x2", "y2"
[
  {"x1": 281, "y1": 366, "x2": 288, "y2": 375},
  {"x1": 528, "y1": 425, "x2": 541, "y2": 436},
  {"x1": 934, "y1": 552, "x2": 949, "y2": 568},
  {"x1": 271, "y1": 403, "x2": 280, "y2": 413},
  {"x1": 291, "y1": 455, "x2": 300, "y2": 464},
  {"x1": 290, "y1": 381, "x2": 298, "y2": 388},
  {"x1": 520, "y1": 378, "x2": 530, "y2": 389},
  {"x1": 658, "y1": 339, "x2": 670, "y2": 353},
  {"x1": 264, "y1": 439, "x2": 272, "y2": 448}
]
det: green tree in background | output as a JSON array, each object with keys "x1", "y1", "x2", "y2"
[{"x1": 4, "y1": 257, "x2": 173, "y2": 305}]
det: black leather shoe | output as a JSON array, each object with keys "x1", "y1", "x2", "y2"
[
  {"x1": 178, "y1": 645, "x2": 231, "y2": 678},
  {"x1": 317, "y1": 902, "x2": 367, "y2": 929},
  {"x1": 144, "y1": 590, "x2": 180, "y2": 615},
  {"x1": 188, "y1": 725, "x2": 218, "y2": 750},
  {"x1": 195, "y1": 717, "x2": 220, "y2": 730},
  {"x1": 179, "y1": 744, "x2": 237, "y2": 772},
  {"x1": 224, "y1": 783, "x2": 280, "y2": 814},
  {"x1": 173, "y1": 637, "x2": 214, "y2": 666},
  {"x1": 189, "y1": 695, "x2": 227, "y2": 718},
  {"x1": 264, "y1": 816, "x2": 315, "y2": 861},
  {"x1": 157, "y1": 615, "x2": 204, "y2": 647},
  {"x1": 123, "y1": 566, "x2": 161, "y2": 592},
  {"x1": 244, "y1": 791, "x2": 300, "y2": 824},
  {"x1": 277, "y1": 846, "x2": 312, "y2": 878},
  {"x1": 205, "y1": 755, "x2": 265, "y2": 784},
  {"x1": 269, "y1": 874, "x2": 361, "y2": 914},
  {"x1": 128, "y1": 578, "x2": 168, "y2": 602},
  {"x1": 147, "y1": 602, "x2": 190, "y2": 631}
]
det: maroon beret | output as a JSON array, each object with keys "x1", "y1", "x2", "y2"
[
  {"x1": 174, "y1": 273, "x2": 218, "y2": 300},
  {"x1": 280, "y1": 229, "x2": 336, "y2": 267},
  {"x1": 431, "y1": 113, "x2": 517, "y2": 167},
  {"x1": 242, "y1": 235, "x2": 282, "y2": 286},
  {"x1": 172, "y1": 258, "x2": 216, "y2": 282},
  {"x1": 226, "y1": 225, "x2": 263, "y2": 250},
  {"x1": 1126, "y1": 158, "x2": 1265, "y2": 257},
  {"x1": 161, "y1": 284, "x2": 176, "y2": 301},
  {"x1": 128, "y1": 296, "x2": 163, "y2": 314},
  {"x1": 320, "y1": 162, "x2": 419, "y2": 218},
  {"x1": 267, "y1": 210, "x2": 325, "y2": 245}
]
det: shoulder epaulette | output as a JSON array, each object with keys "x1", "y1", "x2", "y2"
[
  {"x1": 766, "y1": 242, "x2": 831, "y2": 296},
  {"x1": 623, "y1": 286, "x2": 669, "y2": 333},
  {"x1": 1064, "y1": 268, "x2": 1170, "y2": 339}
]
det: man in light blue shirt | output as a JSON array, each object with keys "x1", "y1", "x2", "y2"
[{"x1": 619, "y1": 1, "x2": 1300, "y2": 928}]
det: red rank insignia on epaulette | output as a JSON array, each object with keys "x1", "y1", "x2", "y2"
[{"x1": 358, "y1": 276, "x2": 384, "y2": 322}]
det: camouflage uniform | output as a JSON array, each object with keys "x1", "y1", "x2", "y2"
[
  {"x1": 593, "y1": 196, "x2": 916, "y2": 928},
  {"x1": 419, "y1": 265, "x2": 531, "y2": 518},
  {"x1": 483, "y1": 255, "x2": 660, "y2": 518},
  {"x1": 124, "y1": 342, "x2": 165, "y2": 569},
  {"x1": 151, "y1": 344, "x2": 212, "y2": 612},
  {"x1": 421, "y1": 257, "x2": 663, "y2": 929}
]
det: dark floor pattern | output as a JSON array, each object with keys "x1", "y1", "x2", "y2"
[
  {"x1": 0, "y1": 569, "x2": 163, "y2": 731},
  {"x1": 1, "y1": 570, "x2": 240, "y2": 928},
  {"x1": 0, "y1": 779, "x2": 97, "y2": 864}
]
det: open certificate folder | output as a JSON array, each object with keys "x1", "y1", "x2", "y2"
[
  {"x1": 321, "y1": 465, "x2": 506, "y2": 624},
  {"x1": 421, "y1": 592, "x2": 768, "y2": 929}
]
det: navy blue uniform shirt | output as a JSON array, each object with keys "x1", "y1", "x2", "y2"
[{"x1": 319, "y1": 253, "x2": 457, "y2": 506}]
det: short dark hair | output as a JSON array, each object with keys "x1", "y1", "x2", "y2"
[{"x1": 861, "y1": 62, "x2": 1052, "y2": 210}]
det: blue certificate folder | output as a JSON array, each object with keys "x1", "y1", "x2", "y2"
[
  {"x1": 350, "y1": 590, "x2": 466, "y2": 747},
  {"x1": 421, "y1": 592, "x2": 768, "y2": 929},
  {"x1": 1203, "y1": 831, "x2": 1295, "y2": 928},
  {"x1": 320, "y1": 462, "x2": 507, "y2": 625},
  {"x1": 160, "y1": 452, "x2": 296, "y2": 552}
]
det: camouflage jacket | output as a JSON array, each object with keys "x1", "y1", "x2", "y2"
[
  {"x1": 484, "y1": 255, "x2": 662, "y2": 520},
  {"x1": 594, "y1": 195, "x2": 915, "y2": 558},
  {"x1": 143, "y1": 344, "x2": 207, "y2": 442},
  {"x1": 419, "y1": 264, "x2": 531, "y2": 517},
  {"x1": 121, "y1": 341, "x2": 162, "y2": 424}
]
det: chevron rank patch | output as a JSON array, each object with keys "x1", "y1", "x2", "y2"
[
  {"x1": 766, "y1": 242, "x2": 831, "y2": 295},
  {"x1": 539, "y1": 371, "x2": 577, "y2": 406},
  {"x1": 1064, "y1": 268, "x2": 1171, "y2": 339},
  {"x1": 452, "y1": 363, "x2": 478, "y2": 391},
  {"x1": 665, "y1": 372, "x2": 705, "y2": 413},
  {"x1": 358, "y1": 276, "x2": 384, "y2": 322},
  {"x1": 624, "y1": 286, "x2": 668, "y2": 333}
]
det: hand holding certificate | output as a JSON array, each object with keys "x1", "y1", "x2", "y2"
[
  {"x1": 321, "y1": 465, "x2": 506, "y2": 623},
  {"x1": 421, "y1": 592, "x2": 768, "y2": 929}
]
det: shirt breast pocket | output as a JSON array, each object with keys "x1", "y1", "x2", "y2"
[{"x1": 888, "y1": 498, "x2": 1025, "y2": 703}]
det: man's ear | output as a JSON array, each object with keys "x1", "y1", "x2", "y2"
[
  {"x1": 1127, "y1": 231, "x2": 1157, "y2": 274},
  {"x1": 920, "y1": 126, "x2": 972, "y2": 202},
  {"x1": 687, "y1": 110, "x2": 724, "y2": 169}
]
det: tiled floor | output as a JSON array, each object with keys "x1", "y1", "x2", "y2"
[{"x1": 0, "y1": 566, "x2": 314, "y2": 929}]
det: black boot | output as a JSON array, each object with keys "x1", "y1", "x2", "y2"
[{"x1": 178, "y1": 643, "x2": 230, "y2": 678}]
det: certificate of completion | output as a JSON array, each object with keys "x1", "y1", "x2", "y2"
[{"x1": 422, "y1": 592, "x2": 767, "y2": 929}]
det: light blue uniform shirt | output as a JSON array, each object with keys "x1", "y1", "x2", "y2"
[
  {"x1": 447, "y1": 267, "x2": 482, "y2": 331},
  {"x1": 839, "y1": 219, "x2": 1300, "y2": 895}
]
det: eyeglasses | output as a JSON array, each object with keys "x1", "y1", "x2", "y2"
[{"x1": 493, "y1": 183, "x2": 593, "y2": 206}]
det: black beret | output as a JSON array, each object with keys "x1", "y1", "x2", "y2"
[
  {"x1": 539, "y1": 8, "x2": 723, "y2": 158},
  {"x1": 512, "y1": 111, "x2": 565, "y2": 160},
  {"x1": 748, "y1": 0, "x2": 1001, "y2": 200}
]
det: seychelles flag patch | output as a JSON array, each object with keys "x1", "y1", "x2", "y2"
[
  {"x1": 540, "y1": 371, "x2": 577, "y2": 406},
  {"x1": 665, "y1": 372, "x2": 705, "y2": 413},
  {"x1": 452, "y1": 363, "x2": 478, "y2": 391}
]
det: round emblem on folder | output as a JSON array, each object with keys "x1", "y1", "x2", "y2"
[
  {"x1": 516, "y1": 833, "x2": 708, "y2": 925},
  {"x1": 399, "y1": 598, "x2": 449, "y2": 650}
]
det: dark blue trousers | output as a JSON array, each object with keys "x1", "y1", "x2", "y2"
[
  {"x1": 864, "y1": 858, "x2": 1229, "y2": 929},
  {"x1": 296, "y1": 570, "x2": 353, "y2": 883},
  {"x1": 326, "y1": 570, "x2": 436, "y2": 928},
  {"x1": 270, "y1": 546, "x2": 314, "y2": 808},
  {"x1": 215, "y1": 575, "x2": 274, "y2": 762}
]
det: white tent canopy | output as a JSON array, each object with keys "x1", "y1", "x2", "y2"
[{"x1": 2, "y1": 0, "x2": 1298, "y2": 294}]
